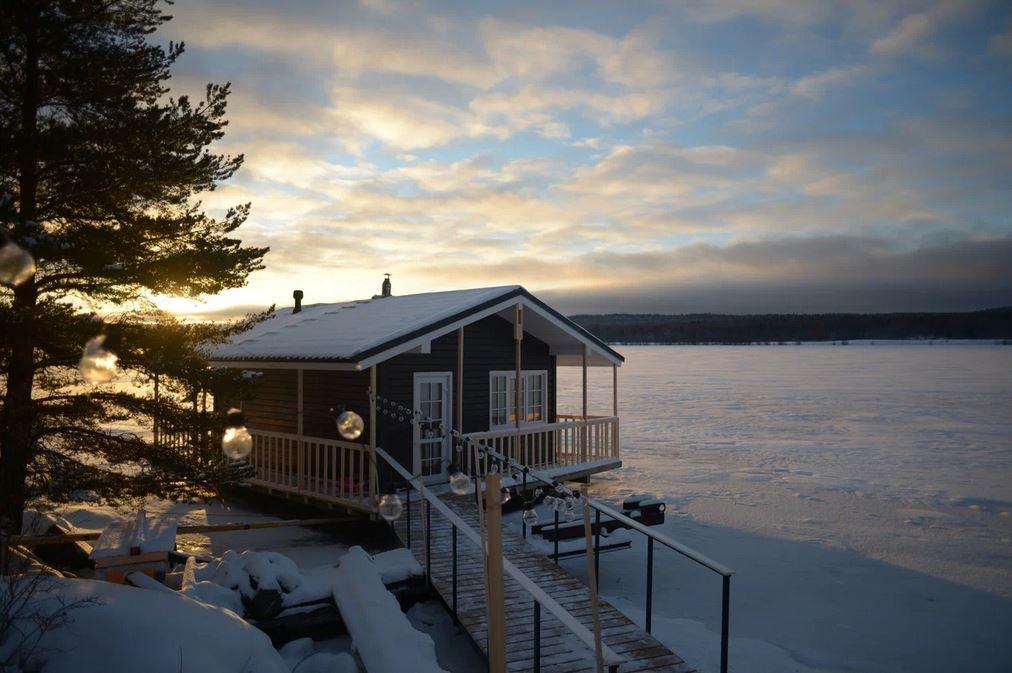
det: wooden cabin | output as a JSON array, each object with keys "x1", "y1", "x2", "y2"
[{"x1": 209, "y1": 283, "x2": 624, "y2": 512}]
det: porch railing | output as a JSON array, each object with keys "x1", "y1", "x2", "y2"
[
  {"x1": 246, "y1": 429, "x2": 374, "y2": 511},
  {"x1": 463, "y1": 415, "x2": 619, "y2": 473}
]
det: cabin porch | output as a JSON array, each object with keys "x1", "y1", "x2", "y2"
[{"x1": 242, "y1": 410, "x2": 621, "y2": 514}]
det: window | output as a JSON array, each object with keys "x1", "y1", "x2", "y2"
[
  {"x1": 489, "y1": 370, "x2": 547, "y2": 428},
  {"x1": 526, "y1": 372, "x2": 544, "y2": 422},
  {"x1": 490, "y1": 374, "x2": 509, "y2": 426}
]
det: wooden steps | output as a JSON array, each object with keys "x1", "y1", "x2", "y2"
[{"x1": 392, "y1": 494, "x2": 694, "y2": 673}]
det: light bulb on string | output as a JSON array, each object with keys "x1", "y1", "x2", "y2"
[
  {"x1": 378, "y1": 493, "x2": 403, "y2": 521},
  {"x1": 534, "y1": 488, "x2": 544, "y2": 499},
  {"x1": 554, "y1": 497, "x2": 568, "y2": 514},
  {"x1": 543, "y1": 495, "x2": 556, "y2": 508},
  {"x1": 334, "y1": 407, "x2": 364, "y2": 440},
  {"x1": 449, "y1": 469, "x2": 471, "y2": 495},
  {"x1": 564, "y1": 505, "x2": 577, "y2": 522},
  {"x1": 500, "y1": 487, "x2": 512, "y2": 504},
  {"x1": 221, "y1": 408, "x2": 252, "y2": 460},
  {"x1": 522, "y1": 506, "x2": 539, "y2": 526},
  {"x1": 79, "y1": 335, "x2": 118, "y2": 384},
  {"x1": 0, "y1": 239, "x2": 35, "y2": 287}
]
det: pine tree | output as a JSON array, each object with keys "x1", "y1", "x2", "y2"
[{"x1": 0, "y1": 0, "x2": 269, "y2": 533}]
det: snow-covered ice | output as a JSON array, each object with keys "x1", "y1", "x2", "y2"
[{"x1": 558, "y1": 344, "x2": 1012, "y2": 673}]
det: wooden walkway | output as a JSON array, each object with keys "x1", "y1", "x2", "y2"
[{"x1": 392, "y1": 493, "x2": 695, "y2": 673}]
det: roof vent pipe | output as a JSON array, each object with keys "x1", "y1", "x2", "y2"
[
  {"x1": 381, "y1": 273, "x2": 391, "y2": 297},
  {"x1": 293, "y1": 289, "x2": 304, "y2": 314}
]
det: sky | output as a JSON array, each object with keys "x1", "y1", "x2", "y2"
[{"x1": 155, "y1": 0, "x2": 1012, "y2": 317}]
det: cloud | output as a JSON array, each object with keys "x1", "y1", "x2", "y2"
[
  {"x1": 542, "y1": 235, "x2": 1012, "y2": 313},
  {"x1": 870, "y1": 0, "x2": 975, "y2": 56},
  {"x1": 990, "y1": 20, "x2": 1012, "y2": 58},
  {"x1": 147, "y1": 0, "x2": 1012, "y2": 316},
  {"x1": 790, "y1": 64, "x2": 875, "y2": 100}
]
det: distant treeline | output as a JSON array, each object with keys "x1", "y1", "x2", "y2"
[{"x1": 570, "y1": 307, "x2": 1012, "y2": 344}]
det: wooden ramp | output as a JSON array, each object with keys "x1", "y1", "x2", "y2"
[{"x1": 392, "y1": 493, "x2": 695, "y2": 673}]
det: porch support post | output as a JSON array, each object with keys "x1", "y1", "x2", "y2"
[
  {"x1": 297, "y1": 368, "x2": 304, "y2": 491},
  {"x1": 582, "y1": 345, "x2": 588, "y2": 462},
  {"x1": 612, "y1": 364, "x2": 619, "y2": 456},
  {"x1": 369, "y1": 366, "x2": 378, "y2": 506},
  {"x1": 456, "y1": 328, "x2": 464, "y2": 434},
  {"x1": 514, "y1": 304, "x2": 523, "y2": 465}
]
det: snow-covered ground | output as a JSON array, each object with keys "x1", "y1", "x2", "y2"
[
  {"x1": 16, "y1": 496, "x2": 484, "y2": 673},
  {"x1": 558, "y1": 344, "x2": 1012, "y2": 673}
]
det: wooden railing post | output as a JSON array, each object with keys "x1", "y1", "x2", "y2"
[{"x1": 485, "y1": 472, "x2": 507, "y2": 673}]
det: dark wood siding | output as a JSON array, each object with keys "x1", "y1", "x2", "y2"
[
  {"x1": 241, "y1": 368, "x2": 297, "y2": 434},
  {"x1": 376, "y1": 314, "x2": 556, "y2": 477},
  {"x1": 302, "y1": 369, "x2": 371, "y2": 440},
  {"x1": 239, "y1": 369, "x2": 371, "y2": 439}
]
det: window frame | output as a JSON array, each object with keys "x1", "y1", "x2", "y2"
[{"x1": 488, "y1": 369, "x2": 548, "y2": 430}]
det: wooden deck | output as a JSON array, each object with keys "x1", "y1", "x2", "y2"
[{"x1": 392, "y1": 493, "x2": 695, "y2": 673}]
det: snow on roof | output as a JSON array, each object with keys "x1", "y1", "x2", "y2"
[{"x1": 209, "y1": 285, "x2": 523, "y2": 363}]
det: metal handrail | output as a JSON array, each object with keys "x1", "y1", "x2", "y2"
[
  {"x1": 481, "y1": 443, "x2": 735, "y2": 673},
  {"x1": 375, "y1": 446, "x2": 625, "y2": 672},
  {"x1": 588, "y1": 499, "x2": 734, "y2": 577}
]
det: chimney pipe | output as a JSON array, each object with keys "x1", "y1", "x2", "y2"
[
  {"x1": 381, "y1": 273, "x2": 391, "y2": 298},
  {"x1": 293, "y1": 289, "x2": 304, "y2": 314}
]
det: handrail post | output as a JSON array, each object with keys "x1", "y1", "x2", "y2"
[
  {"x1": 553, "y1": 510, "x2": 560, "y2": 564},
  {"x1": 452, "y1": 525, "x2": 458, "y2": 620},
  {"x1": 425, "y1": 498, "x2": 432, "y2": 589},
  {"x1": 721, "y1": 575, "x2": 730, "y2": 673},
  {"x1": 534, "y1": 601, "x2": 541, "y2": 673},
  {"x1": 594, "y1": 508, "x2": 601, "y2": 590},
  {"x1": 645, "y1": 537, "x2": 654, "y2": 634},
  {"x1": 522, "y1": 470, "x2": 528, "y2": 539},
  {"x1": 405, "y1": 488, "x2": 412, "y2": 549}
]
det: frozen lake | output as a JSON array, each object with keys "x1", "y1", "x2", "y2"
[{"x1": 558, "y1": 344, "x2": 1012, "y2": 673}]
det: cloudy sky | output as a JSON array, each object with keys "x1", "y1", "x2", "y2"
[{"x1": 157, "y1": 0, "x2": 1012, "y2": 317}]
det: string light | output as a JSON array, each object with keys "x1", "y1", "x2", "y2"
[
  {"x1": 0, "y1": 239, "x2": 35, "y2": 287},
  {"x1": 500, "y1": 487, "x2": 512, "y2": 504},
  {"x1": 449, "y1": 469, "x2": 471, "y2": 495},
  {"x1": 335, "y1": 407, "x2": 364, "y2": 440},
  {"x1": 78, "y1": 335, "x2": 118, "y2": 384},
  {"x1": 221, "y1": 408, "x2": 253, "y2": 460},
  {"x1": 378, "y1": 493, "x2": 403, "y2": 521}
]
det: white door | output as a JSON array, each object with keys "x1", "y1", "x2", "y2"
[{"x1": 413, "y1": 372, "x2": 452, "y2": 482}]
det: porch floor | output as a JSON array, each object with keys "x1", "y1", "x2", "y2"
[{"x1": 392, "y1": 492, "x2": 694, "y2": 673}]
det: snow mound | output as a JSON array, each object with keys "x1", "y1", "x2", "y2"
[
  {"x1": 371, "y1": 547, "x2": 423, "y2": 584},
  {"x1": 332, "y1": 546, "x2": 449, "y2": 673},
  {"x1": 0, "y1": 576, "x2": 287, "y2": 673},
  {"x1": 193, "y1": 549, "x2": 302, "y2": 600}
]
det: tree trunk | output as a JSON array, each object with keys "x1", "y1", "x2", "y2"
[{"x1": 1, "y1": 4, "x2": 40, "y2": 535}]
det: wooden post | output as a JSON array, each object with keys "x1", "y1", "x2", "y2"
[
  {"x1": 514, "y1": 304, "x2": 523, "y2": 465},
  {"x1": 456, "y1": 328, "x2": 464, "y2": 435},
  {"x1": 612, "y1": 364, "x2": 619, "y2": 456},
  {"x1": 583, "y1": 498, "x2": 604, "y2": 673},
  {"x1": 485, "y1": 472, "x2": 507, "y2": 673},
  {"x1": 582, "y1": 345, "x2": 589, "y2": 462},
  {"x1": 297, "y1": 368, "x2": 304, "y2": 491},
  {"x1": 369, "y1": 366, "x2": 378, "y2": 506}
]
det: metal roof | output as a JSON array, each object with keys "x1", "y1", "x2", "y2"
[{"x1": 209, "y1": 285, "x2": 623, "y2": 369}]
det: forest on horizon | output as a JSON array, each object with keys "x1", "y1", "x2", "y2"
[{"x1": 570, "y1": 307, "x2": 1012, "y2": 345}]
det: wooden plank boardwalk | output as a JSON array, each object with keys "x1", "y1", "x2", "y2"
[{"x1": 392, "y1": 493, "x2": 695, "y2": 673}]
